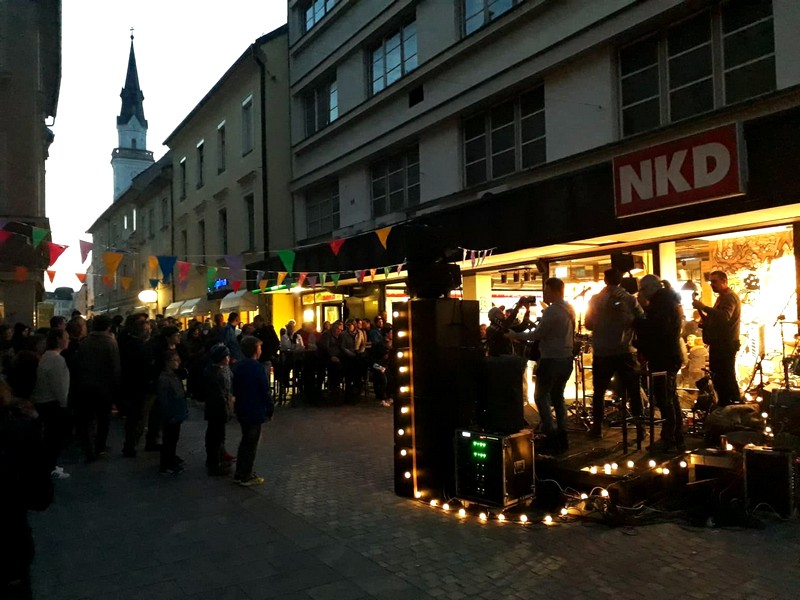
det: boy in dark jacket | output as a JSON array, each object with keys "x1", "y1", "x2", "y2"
[
  {"x1": 203, "y1": 344, "x2": 234, "y2": 476},
  {"x1": 232, "y1": 336, "x2": 273, "y2": 486},
  {"x1": 158, "y1": 350, "x2": 188, "y2": 474}
]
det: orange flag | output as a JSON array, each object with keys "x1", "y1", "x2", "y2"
[
  {"x1": 46, "y1": 270, "x2": 56, "y2": 283},
  {"x1": 102, "y1": 275, "x2": 114, "y2": 288},
  {"x1": 370, "y1": 268, "x2": 377, "y2": 282},
  {"x1": 375, "y1": 226, "x2": 392, "y2": 250},
  {"x1": 148, "y1": 255, "x2": 159, "y2": 278},
  {"x1": 276, "y1": 272, "x2": 287, "y2": 286},
  {"x1": 120, "y1": 276, "x2": 132, "y2": 291},
  {"x1": 76, "y1": 273, "x2": 87, "y2": 284},
  {"x1": 259, "y1": 279, "x2": 268, "y2": 292},
  {"x1": 102, "y1": 252, "x2": 124, "y2": 277}
]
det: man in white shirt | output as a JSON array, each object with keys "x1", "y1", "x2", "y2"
[{"x1": 32, "y1": 328, "x2": 71, "y2": 478}]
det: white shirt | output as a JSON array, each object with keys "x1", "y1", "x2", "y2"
[{"x1": 32, "y1": 350, "x2": 70, "y2": 407}]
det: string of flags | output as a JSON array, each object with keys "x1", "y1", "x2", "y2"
[{"x1": 460, "y1": 246, "x2": 495, "y2": 268}]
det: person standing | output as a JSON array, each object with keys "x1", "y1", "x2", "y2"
[
  {"x1": 508, "y1": 278, "x2": 575, "y2": 453},
  {"x1": 232, "y1": 336, "x2": 273, "y2": 486},
  {"x1": 158, "y1": 350, "x2": 188, "y2": 475},
  {"x1": 584, "y1": 268, "x2": 644, "y2": 439},
  {"x1": 692, "y1": 270, "x2": 741, "y2": 407},
  {"x1": 222, "y1": 312, "x2": 244, "y2": 363},
  {"x1": 203, "y1": 344, "x2": 234, "y2": 476},
  {"x1": 121, "y1": 319, "x2": 155, "y2": 457},
  {"x1": 636, "y1": 275, "x2": 685, "y2": 453}
]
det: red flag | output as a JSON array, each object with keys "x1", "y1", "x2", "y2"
[
  {"x1": 76, "y1": 273, "x2": 87, "y2": 284},
  {"x1": 46, "y1": 242, "x2": 68, "y2": 267},
  {"x1": 102, "y1": 275, "x2": 113, "y2": 288},
  {"x1": 46, "y1": 270, "x2": 56, "y2": 283},
  {"x1": 0, "y1": 230, "x2": 12, "y2": 245},
  {"x1": 329, "y1": 239, "x2": 345, "y2": 256},
  {"x1": 297, "y1": 272, "x2": 308, "y2": 287},
  {"x1": 233, "y1": 280, "x2": 242, "y2": 292},
  {"x1": 177, "y1": 260, "x2": 191, "y2": 282}
]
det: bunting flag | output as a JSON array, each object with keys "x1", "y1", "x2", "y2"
[
  {"x1": 149, "y1": 278, "x2": 160, "y2": 289},
  {"x1": 259, "y1": 278, "x2": 268, "y2": 292},
  {"x1": 276, "y1": 272, "x2": 287, "y2": 286},
  {"x1": 355, "y1": 270, "x2": 365, "y2": 283},
  {"x1": 177, "y1": 261, "x2": 191, "y2": 283},
  {"x1": 329, "y1": 239, "x2": 345, "y2": 256},
  {"x1": 0, "y1": 218, "x2": 7, "y2": 229},
  {"x1": 14, "y1": 266, "x2": 28, "y2": 282},
  {"x1": 102, "y1": 252, "x2": 124, "y2": 277},
  {"x1": 206, "y1": 266, "x2": 218, "y2": 289},
  {"x1": 297, "y1": 272, "x2": 308, "y2": 287},
  {"x1": 277, "y1": 249, "x2": 295, "y2": 273},
  {"x1": 375, "y1": 226, "x2": 392, "y2": 250},
  {"x1": 31, "y1": 227, "x2": 48, "y2": 249},
  {"x1": 331, "y1": 273, "x2": 341, "y2": 286},
  {"x1": 233, "y1": 280, "x2": 242, "y2": 293},
  {"x1": 370, "y1": 268, "x2": 377, "y2": 282},
  {"x1": 46, "y1": 270, "x2": 56, "y2": 283},
  {"x1": 462, "y1": 248, "x2": 468, "y2": 263},
  {"x1": 148, "y1": 255, "x2": 160, "y2": 278},
  {"x1": 120, "y1": 276, "x2": 132, "y2": 291},
  {"x1": 46, "y1": 242, "x2": 68, "y2": 267},
  {"x1": 306, "y1": 275, "x2": 318, "y2": 288},
  {"x1": 76, "y1": 273, "x2": 87, "y2": 284},
  {"x1": 156, "y1": 255, "x2": 177, "y2": 283},
  {"x1": 319, "y1": 272, "x2": 327, "y2": 285},
  {"x1": 178, "y1": 277, "x2": 189, "y2": 291},
  {"x1": 102, "y1": 275, "x2": 114, "y2": 288},
  {"x1": 383, "y1": 266, "x2": 391, "y2": 280},
  {"x1": 396, "y1": 262, "x2": 405, "y2": 274},
  {"x1": 79, "y1": 240, "x2": 93, "y2": 263},
  {"x1": 255, "y1": 271, "x2": 264, "y2": 285},
  {"x1": 224, "y1": 255, "x2": 244, "y2": 280},
  {"x1": 0, "y1": 231, "x2": 11, "y2": 244},
  {"x1": 470, "y1": 250, "x2": 477, "y2": 268}
]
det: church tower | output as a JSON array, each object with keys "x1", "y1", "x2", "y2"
[{"x1": 111, "y1": 32, "x2": 154, "y2": 200}]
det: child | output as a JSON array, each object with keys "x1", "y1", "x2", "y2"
[
  {"x1": 158, "y1": 350, "x2": 188, "y2": 475},
  {"x1": 203, "y1": 344, "x2": 234, "y2": 476}
]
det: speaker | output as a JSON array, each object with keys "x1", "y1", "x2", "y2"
[
  {"x1": 611, "y1": 252, "x2": 635, "y2": 273},
  {"x1": 480, "y1": 355, "x2": 525, "y2": 434},
  {"x1": 744, "y1": 446, "x2": 795, "y2": 518},
  {"x1": 407, "y1": 262, "x2": 462, "y2": 299},
  {"x1": 769, "y1": 387, "x2": 800, "y2": 436}
]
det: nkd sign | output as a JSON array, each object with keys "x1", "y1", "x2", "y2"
[{"x1": 613, "y1": 124, "x2": 744, "y2": 218}]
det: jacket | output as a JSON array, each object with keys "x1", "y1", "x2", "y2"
[
  {"x1": 233, "y1": 358, "x2": 273, "y2": 425},
  {"x1": 76, "y1": 331, "x2": 121, "y2": 395},
  {"x1": 157, "y1": 369, "x2": 188, "y2": 425},
  {"x1": 203, "y1": 363, "x2": 232, "y2": 421},
  {"x1": 585, "y1": 285, "x2": 643, "y2": 356},
  {"x1": 634, "y1": 288, "x2": 684, "y2": 372}
]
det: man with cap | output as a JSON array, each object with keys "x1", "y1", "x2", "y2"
[
  {"x1": 635, "y1": 274, "x2": 685, "y2": 452},
  {"x1": 203, "y1": 344, "x2": 234, "y2": 476}
]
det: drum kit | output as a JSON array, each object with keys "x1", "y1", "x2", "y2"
[{"x1": 777, "y1": 319, "x2": 800, "y2": 387}]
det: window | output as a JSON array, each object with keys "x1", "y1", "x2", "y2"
[
  {"x1": 219, "y1": 208, "x2": 228, "y2": 254},
  {"x1": 123, "y1": 215, "x2": 128, "y2": 230},
  {"x1": 242, "y1": 96, "x2": 254, "y2": 155},
  {"x1": 619, "y1": 2, "x2": 775, "y2": 137},
  {"x1": 371, "y1": 147, "x2": 420, "y2": 217},
  {"x1": 148, "y1": 208, "x2": 155, "y2": 238},
  {"x1": 179, "y1": 158, "x2": 187, "y2": 199},
  {"x1": 304, "y1": 80, "x2": 338, "y2": 136},
  {"x1": 463, "y1": 85, "x2": 545, "y2": 187},
  {"x1": 161, "y1": 198, "x2": 168, "y2": 227},
  {"x1": 196, "y1": 141, "x2": 205, "y2": 189},
  {"x1": 306, "y1": 182, "x2": 340, "y2": 238},
  {"x1": 217, "y1": 122, "x2": 226, "y2": 173},
  {"x1": 464, "y1": 0, "x2": 523, "y2": 36},
  {"x1": 132, "y1": 208, "x2": 137, "y2": 231},
  {"x1": 244, "y1": 194, "x2": 255, "y2": 250},
  {"x1": 371, "y1": 23, "x2": 418, "y2": 95},
  {"x1": 198, "y1": 220, "x2": 206, "y2": 261},
  {"x1": 303, "y1": 0, "x2": 337, "y2": 34}
]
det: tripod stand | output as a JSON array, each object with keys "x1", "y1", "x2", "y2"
[{"x1": 567, "y1": 346, "x2": 592, "y2": 431}]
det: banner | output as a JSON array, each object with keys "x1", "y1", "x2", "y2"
[
  {"x1": 276, "y1": 272, "x2": 287, "y2": 286},
  {"x1": 148, "y1": 255, "x2": 159, "y2": 278},
  {"x1": 149, "y1": 278, "x2": 160, "y2": 289},
  {"x1": 120, "y1": 276, "x2": 132, "y2": 291},
  {"x1": 31, "y1": 227, "x2": 48, "y2": 249},
  {"x1": 156, "y1": 255, "x2": 177, "y2": 283},
  {"x1": 224, "y1": 255, "x2": 244, "y2": 280},
  {"x1": 79, "y1": 240, "x2": 93, "y2": 263},
  {"x1": 259, "y1": 278, "x2": 268, "y2": 292},
  {"x1": 297, "y1": 272, "x2": 308, "y2": 287},
  {"x1": 277, "y1": 249, "x2": 295, "y2": 273},
  {"x1": 319, "y1": 272, "x2": 327, "y2": 285},
  {"x1": 355, "y1": 270, "x2": 365, "y2": 283},
  {"x1": 370, "y1": 268, "x2": 377, "y2": 282},
  {"x1": 306, "y1": 275, "x2": 318, "y2": 288},
  {"x1": 384, "y1": 266, "x2": 391, "y2": 279},
  {"x1": 102, "y1": 252, "x2": 124, "y2": 277},
  {"x1": 329, "y1": 239, "x2": 345, "y2": 256},
  {"x1": 102, "y1": 275, "x2": 114, "y2": 288},
  {"x1": 375, "y1": 226, "x2": 392, "y2": 250},
  {"x1": 177, "y1": 261, "x2": 191, "y2": 282},
  {"x1": 47, "y1": 242, "x2": 68, "y2": 267},
  {"x1": 46, "y1": 270, "x2": 56, "y2": 283},
  {"x1": 233, "y1": 280, "x2": 242, "y2": 292},
  {"x1": 76, "y1": 273, "x2": 87, "y2": 284},
  {"x1": 331, "y1": 273, "x2": 341, "y2": 286},
  {"x1": 206, "y1": 266, "x2": 218, "y2": 289}
]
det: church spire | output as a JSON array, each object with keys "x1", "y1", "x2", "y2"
[{"x1": 117, "y1": 30, "x2": 147, "y2": 128}]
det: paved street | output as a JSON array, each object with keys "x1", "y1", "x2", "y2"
[{"x1": 30, "y1": 400, "x2": 800, "y2": 600}]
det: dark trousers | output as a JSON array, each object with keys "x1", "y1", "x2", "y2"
[
  {"x1": 591, "y1": 353, "x2": 643, "y2": 431},
  {"x1": 651, "y1": 371, "x2": 683, "y2": 444},
  {"x1": 160, "y1": 422, "x2": 181, "y2": 469},
  {"x1": 75, "y1": 389, "x2": 112, "y2": 459},
  {"x1": 123, "y1": 392, "x2": 158, "y2": 452},
  {"x1": 36, "y1": 401, "x2": 67, "y2": 472},
  {"x1": 534, "y1": 357, "x2": 574, "y2": 433},
  {"x1": 205, "y1": 418, "x2": 227, "y2": 469},
  {"x1": 235, "y1": 422, "x2": 262, "y2": 479},
  {"x1": 709, "y1": 346, "x2": 739, "y2": 407}
]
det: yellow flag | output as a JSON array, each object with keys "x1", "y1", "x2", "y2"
[
  {"x1": 102, "y1": 252, "x2": 124, "y2": 277},
  {"x1": 259, "y1": 279, "x2": 268, "y2": 292},
  {"x1": 276, "y1": 272, "x2": 287, "y2": 286},
  {"x1": 375, "y1": 226, "x2": 392, "y2": 250},
  {"x1": 120, "y1": 276, "x2": 132, "y2": 291}
]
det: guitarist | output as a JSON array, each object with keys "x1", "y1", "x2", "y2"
[{"x1": 692, "y1": 271, "x2": 741, "y2": 407}]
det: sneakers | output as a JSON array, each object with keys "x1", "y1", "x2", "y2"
[
  {"x1": 159, "y1": 464, "x2": 184, "y2": 475},
  {"x1": 51, "y1": 466, "x2": 71, "y2": 479},
  {"x1": 235, "y1": 473, "x2": 265, "y2": 487},
  {"x1": 222, "y1": 451, "x2": 237, "y2": 463}
]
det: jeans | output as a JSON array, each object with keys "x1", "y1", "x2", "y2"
[
  {"x1": 36, "y1": 401, "x2": 67, "y2": 472},
  {"x1": 75, "y1": 387, "x2": 112, "y2": 458},
  {"x1": 160, "y1": 422, "x2": 181, "y2": 469},
  {"x1": 123, "y1": 392, "x2": 158, "y2": 452},
  {"x1": 534, "y1": 357, "x2": 574, "y2": 433},
  {"x1": 650, "y1": 371, "x2": 683, "y2": 445},
  {"x1": 709, "y1": 345, "x2": 739, "y2": 407},
  {"x1": 235, "y1": 422, "x2": 263, "y2": 479},
  {"x1": 205, "y1": 418, "x2": 227, "y2": 469},
  {"x1": 591, "y1": 353, "x2": 643, "y2": 430}
]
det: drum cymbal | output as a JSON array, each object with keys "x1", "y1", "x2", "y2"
[{"x1": 778, "y1": 320, "x2": 800, "y2": 325}]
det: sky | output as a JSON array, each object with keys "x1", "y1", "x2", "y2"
[{"x1": 44, "y1": 1, "x2": 288, "y2": 292}]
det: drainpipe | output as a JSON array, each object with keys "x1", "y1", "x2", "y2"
[{"x1": 253, "y1": 45, "x2": 270, "y2": 266}]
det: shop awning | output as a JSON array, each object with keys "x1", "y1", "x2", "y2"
[
  {"x1": 220, "y1": 290, "x2": 259, "y2": 313},
  {"x1": 164, "y1": 301, "x2": 184, "y2": 317},
  {"x1": 179, "y1": 298, "x2": 202, "y2": 316}
]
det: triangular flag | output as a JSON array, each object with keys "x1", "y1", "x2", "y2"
[
  {"x1": 396, "y1": 262, "x2": 404, "y2": 274},
  {"x1": 375, "y1": 226, "x2": 392, "y2": 250},
  {"x1": 297, "y1": 272, "x2": 308, "y2": 287},
  {"x1": 156, "y1": 255, "x2": 177, "y2": 283},
  {"x1": 224, "y1": 255, "x2": 244, "y2": 280},
  {"x1": 319, "y1": 272, "x2": 327, "y2": 285},
  {"x1": 259, "y1": 279, "x2": 268, "y2": 292},
  {"x1": 120, "y1": 276, "x2": 132, "y2": 291},
  {"x1": 177, "y1": 261, "x2": 191, "y2": 282},
  {"x1": 277, "y1": 250, "x2": 295, "y2": 273},
  {"x1": 102, "y1": 275, "x2": 114, "y2": 288},
  {"x1": 178, "y1": 278, "x2": 189, "y2": 291},
  {"x1": 331, "y1": 273, "x2": 341, "y2": 286},
  {"x1": 329, "y1": 239, "x2": 345, "y2": 256},
  {"x1": 233, "y1": 280, "x2": 242, "y2": 293},
  {"x1": 370, "y1": 268, "x2": 377, "y2": 282},
  {"x1": 383, "y1": 266, "x2": 391, "y2": 280},
  {"x1": 79, "y1": 240, "x2": 93, "y2": 263},
  {"x1": 0, "y1": 218, "x2": 7, "y2": 229},
  {"x1": 31, "y1": 227, "x2": 48, "y2": 249},
  {"x1": 46, "y1": 270, "x2": 56, "y2": 283},
  {"x1": 76, "y1": 273, "x2": 87, "y2": 284},
  {"x1": 306, "y1": 275, "x2": 318, "y2": 288},
  {"x1": 14, "y1": 266, "x2": 28, "y2": 282},
  {"x1": 47, "y1": 242, "x2": 68, "y2": 267},
  {"x1": 102, "y1": 252, "x2": 124, "y2": 276},
  {"x1": 255, "y1": 271, "x2": 264, "y2": 284},
  {"x1": 0, "y1": 231, "x2": 11, "y2": 245},
  {"x1": 470, "y1": 250, "x2": 476, "y2": 268},
  {"x1": 148, "y1": 255, "x2": 159, "y2": 277},
  {"x1": 355, "y1": 270, "x2": 365, "y2": 283},
  {"x1": 462, "y1": 248, "x2": 468, "y2": 263},
  {"x1": 149, "y1": 278, "x2": 160, "y2": 289},
  {"x1": 276, "y1": 272, "x2": 287, "y2": 286},
  {"x1": 206, "y1": 266, "x2": 218, "y2": 289}
]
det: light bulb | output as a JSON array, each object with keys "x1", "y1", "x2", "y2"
[
  {"x1": 761, "y1": 412, "x2": 769, "y2": 419},
  {"x1": 400, "y1": 406, "x2": 409, "y2": 414},
  {"x1": 611, "y1": 463, "x2": 618, "y2": 471},
  {"x1": 520, "y1": 514, "x2": 528, "y2": 523},
  {"x1": 560, "y1": 508, "x2": 568, "y2": 516},
  {"x1": 725, "y1": 443, "x2": 734, "y2": 451},
  {"x1": 679, "y1": 461, "x2": 688, "y2": 468},
  {"x1": 400, "y1": 386, "x2": 409, "y2": 393},
  {"x1": 497, "y1": 514, "x2": 506, "y2": 522},
  {"x1": 397, "y1": 331, "x2": 407, "y2": 338},
  {"x1": 542, "y1": 515, "x2": 551, "y2": 524},
  {"x1": 399, "y1": 366, "x2": 408, "y2": 373},
  {"x1": 648, "y1": 459, "x2": 657, "y2": 468},
  {"x1": 479, "y1": 512, "x2": 487, "y2": 521},
  {"x1": 765, "y1": 426, "x2": 772, "y2": 433},
  {"x1": 392, "y1": 311, "x2": 400, "y2": 318},
  {"x1": 442, "y1": 503, "x2": 450, "y2": 511},
  {"x1": 656, "y1": 467, "x2": 664, "y2": 474},
  {"x1": 627, "y1": 460, "x2": 635, "y2": 469},
  {"x1": 430, "y1": 500, "x2": 438, "y2": 507},
  {"x1": 458, "y1": 508, "x2": 466, "y2": 518},
  {"x1": 603, "y1": 464, "x2": 612, "y2": 474},
  {"x1": 400, "y1": 449, "x2": 407, "y2": 456},
  {"x1": 414, "y1": 491, "x2": 422, "y2": 498},
  {"x1": 580, "y1": 493, "x2": 588, "y2": 500},
  {"x1": 397, "y1": 428, "x2": 405, "y2": 436},
  {"x1": 397, "y1": 351, "x2": 404, "y2": 359},
  {"x1": 662, "y1": 468, "x2": 670, "y2": 475},
  {"x1": 600, "y1": 489, "x2": 609, "y2": 498},
  {"x1": 589, "y1": 466, "x2": 598, "y2": 474},
  {"x1": 404, "y1": 471, "x2": 411, "y2": 479}
]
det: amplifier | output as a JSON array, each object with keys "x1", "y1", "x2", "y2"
[
  {"x1": 455, "y1": 429, "x2": 534, "y2": 508},
  {"x1": 768, "y1": 388, "x2": 800, "y2": 436},
  {"x1": 744, "y1": 446, "x2": 795, "y2": 519}
]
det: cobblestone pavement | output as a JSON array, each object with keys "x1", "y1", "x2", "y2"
[{"x1": 30, "y1": 400, "x2": 800, "y2": 600}]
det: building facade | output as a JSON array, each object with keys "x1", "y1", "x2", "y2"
[
  {"x1": 0, "y1": 0, "x2": 61, "y2": 325},
  {"x1": 163, "y1": 25, "x2": 292, "y2": 327}
]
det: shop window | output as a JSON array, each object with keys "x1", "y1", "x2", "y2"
[
  {"x1": 463, "y1": 0, "x2": 524, "y2": 36},
  {"x1": 463, "y1": 84, "x2": 545, "y2": 187},
  {"x1": 371, "y1": 22, "x2": 418, "y2": 95},
  {"x1": 304, "y1": 79, "x2": 338, "y2": 137},
  {"x1": 306, "y1": 181, "x2": 340, "y2": 238},
  {"x1": 619, "y1": 1, "x2": 775, "y2": 137},
  {"x1": 371, "y1": 146, "x2": 420, "y2": 217}
]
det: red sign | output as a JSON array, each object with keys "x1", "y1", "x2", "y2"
[{"x1": 613, "y1": 124, "x2": 743, "y2": 217}]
